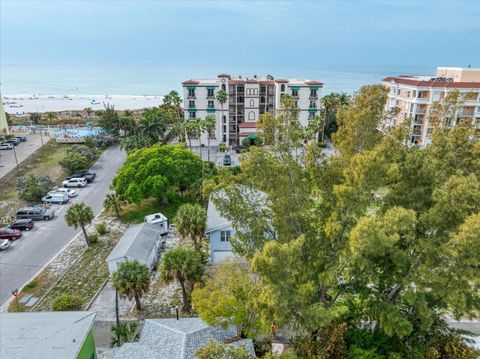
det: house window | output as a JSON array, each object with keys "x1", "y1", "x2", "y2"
[
  {"x1": 260, "y1": 96, "x2": 265, "y2": 103},
  {"x1": 188, "y1": 88, "x2": 195, "y2": 97},
  {"x1": 222, "y1": 115, "x2": 226, "y2": 124},
  {"x1": 188, "y1": 100, "x2": 195, "y2": 108},
  {"x1": 222, "y1": 84, "x2": 226, "y2": 91},
  {"x1": 310, "y1": 89, "x2": 317, "y2": 98},
  {"x1": 291, "y1": 89, "x2": 299, "y2": 97},
  {"x1": 237, "y1": 96, "x2": 244, "y2": 103},
  {"x1": 249, "y1": 99, "x2": 254, "y2": 107},
  {"x1": 223, "y1": 125, "x2": 227, "y2": 132},
  {"x1": 309, "y1": 101, "x2": 316, "y2": 109},
  {"x1": 189, "y1": 111, "x2": 196, "y2": 119},
  {"x1": 281, "y1": 84, "x2": 285, "y2": 92},
  {"x1": 207, "y1": 88, "x2": 215, "y2": 97},
  {"x1": 309, "y1": 111, "x2": 316, "y2": 118},
  {"x1": 220, "y1": 230, "x2": 231, "y2": 242},
  {"x1": 248, "y1": 111, "x2": 255, "y2": 120},
  {"x1": 208, "y1": 100, "x2": 215, "y2": 109},
  {"x1": 260, "y1": 86, "x2": 266, "y2": 93}
]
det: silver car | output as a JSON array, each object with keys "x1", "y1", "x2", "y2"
[
  {"x1": 0, "y1": 239, "x2": 10, "y2": 251},
  {"x1": 0, "y1": 143, "x2": 14, "y2": 150}
]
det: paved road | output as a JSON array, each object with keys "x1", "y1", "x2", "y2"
[
  {"x1": 0, "y1": 134, "x2": 46, "y2": 179},
  {"x1": 0, "y1": 145, "x2": 126, "y2": 305}
]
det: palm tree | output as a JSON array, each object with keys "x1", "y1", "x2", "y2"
[
  {"x1": 104, "y1": 192, "x2": 124, "y2": 218},
  {"x1": 137, "y1": 109, "x2": 168, "y2": 142},
  {"x1": 112, "y1": 260, "x2": 150, "y2": 311},
  {"x1": 174, "y1": 203, "x2": 207, "y2": 253},
  {"x1": 84, "y1": 107, "x2": 93, "y2": 123},
  {"x1": 65, "y1": 203, "x2": 94, "y2": 246},
  {"x1": 111, "y1": 321, "x2": 140, "y2": 347},
  {"x1": 30, "y1": 112, "x2": 41, "y2": 125},
  {"x1": 216, "y1": 90, "x2": 228, "y2": 144},
  {"x1": 193, "y1": 118, "x2": 204, "y2": 148},
  {"x1": 45, "y1": 112, "x2": 57, "y2": 123},
  {"x1": 203, "y1": 116, "x2": 216, "y2": 161},
  {"x1": 160, "y1": 248, "x2": 204, "y2": 312},
  {"x1": 183, "y1": 120, "x2": 196, "y2": 149}
]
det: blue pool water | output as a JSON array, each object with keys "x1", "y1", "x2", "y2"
[{"x1": 52, "y1": 127, "x2": 101, "y2": 137}]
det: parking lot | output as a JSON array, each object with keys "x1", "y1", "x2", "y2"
[
  {"x1": 0, "y1": 145, "x2": 126, "y2": 306},
  {"x1": 0, "y1": 134, "x2": 46, "y2": 179}
]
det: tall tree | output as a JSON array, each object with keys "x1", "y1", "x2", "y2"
[
  {"x1": 137, "y1": 108, "x2": 168, "y2": 142},
  {"x1": 216, "y1": 90, "x2": 228, "y2": 144},
  {"x1": 44, "y1": 111, "x2": 57, "y2": 123},
  {"x1": 30, "y1": 112, "x2": 41, "y2": 125},
  {"x1": 174, "y1": 203, "x2": 207, "y2": 253},
  {"x1": 320, "y1": 92, "x2": 350, "y2": 140},
  {"x1": 84, "y1": 107, "x2": 93, "y2": 123},
  {"x1": 65, "y1": 202, "x2": 94, "y2": 246},
  {"x1": 112, "y1": 260, "x2": 150, "y2": 311},
  {"x1": 203, "y1": 116, "x2": 216, "y2": 161},
  {"x1": 97, "y1": 103, "x2": 120, "y2": 134},
  {"x1": 160, "y1": 90, "x2": 184, "y2": 141},
  {"x1": 160, "y1": 247, "x2": 204, "y2": 312},
  {"x1": 192, "y1": 259, "x2": 263, "y2": 338}
]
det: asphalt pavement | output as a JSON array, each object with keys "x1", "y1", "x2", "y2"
[
  {"x1": 0, "y1": 145, "x2": 126, "y2": 306},
  {"x1": 0, "y1": 134, "x2": 46, "y2": 179}
]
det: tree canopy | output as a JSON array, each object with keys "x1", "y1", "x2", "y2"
[
  {"x1": 213, "y1": 85, "x2": 480, "y2": 357},
  {"x1": 112, "y1": 144, "x2": 204, "y2": 203}
]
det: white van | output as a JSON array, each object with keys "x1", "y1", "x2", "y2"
[{"x1": 42, "y1": 192, "x2": 69, "y2": 204}]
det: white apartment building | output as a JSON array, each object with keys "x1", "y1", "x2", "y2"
[
  {"x1": 382, "y1": 67, "x2": 480, "y2": 146},
  {"x1": 182, "y1": 74, "x2": 323, "y2": 146}
]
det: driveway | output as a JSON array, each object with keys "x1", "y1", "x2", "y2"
[
  {"x1": 0, "y1": 145, "x2": 126, "y2": 305},
  {"x1": 0, "y1": 134, "x2": 46, "y2": 179}
]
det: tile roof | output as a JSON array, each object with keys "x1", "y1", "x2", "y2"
[
  {"x1": 181, "y1": 80, "x2": 199, "y2": 85},
  {"x1": 0, "y1": 311, "x2": 96, "y2": 359},
  {"x1": 383, "y1": 77, "x2": 480, "y2": 89},
  {"x1": 238, "y1": 121, "x2": 257, "y2": 128},
  {"x1": 106, "y1": 318, "x2": 254, "y2": 359}
]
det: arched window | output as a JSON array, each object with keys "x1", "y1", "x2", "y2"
[
  {"x1": 281, "y1": 84, "x2": 285, "y2": 92},
  {"x1": 249, "y1": 99, "x2": 254, "y2": 107},
  {"x1": 248, "y1": 111, "x2": 255, "y2": 121},
  {"x1": 253, "y1": 89, "x2": 258, "y2": 95},
  {"x1": 246, "y1": 88, "x2": 251, "y2": 95},
  {"x1": 221, "y1": 84, "x2": 226, "y2": 91},
  {"x1": 222, "y1": 115, "x2": 226, "y2": 124}
]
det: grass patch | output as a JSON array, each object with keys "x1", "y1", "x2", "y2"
[
  {"x1": 0, "y1": 140, "x2": 69, "y2": 201},
  {"x1": 33, "y1": 231, "x2": 121, "y2": 311},
  {"x1": 119, "y1": 197, "x2": 196, "y2": 224},
  {"x1": 7, "y1": 271, "x2": 55, "y2": 312}
]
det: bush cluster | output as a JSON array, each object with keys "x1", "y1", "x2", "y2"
[{"x1": 52, "y1": 293, "x2": 82, "y2": 311}]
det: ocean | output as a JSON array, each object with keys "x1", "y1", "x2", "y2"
[{"x1": 0, "y1": 64, "x2": 435, "y2": 96}]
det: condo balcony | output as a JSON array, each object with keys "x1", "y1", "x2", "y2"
[
  {"x1": 458, "y1": 108, "x2": 475, "y2": 116},
  {"x1": 412, "y1": 130, "x2": 422, "y2": 136},
  {"x1": 416, "y1": 108, "x2": 427, "y2": 114}
]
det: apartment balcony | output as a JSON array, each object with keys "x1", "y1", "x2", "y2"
[
  {"x1": 416, "y1": 97, "x2": 429, "y2": 104},
  {"x1": 187, "y1": 96, "x2": 196, "y2": 100},
  {"x1": 416, "y1": 108, "x2": 427, "y2": 114},
  {"x1": 458, "y1": 109, "x2": 475, "y2": 117},
  {"x1": 414, "y1": 120, "x2": 423, "y2": 125},
  {"x1": 206, "y1": 95, "x2": 215, "y2": 99},
  {"x1": 412, "y1": 130, "x2": 423, "y2": 136}
]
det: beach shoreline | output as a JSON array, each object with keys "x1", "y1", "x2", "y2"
[{"x1": 2, "y1": 94, "x2": 164, "y2": 114}]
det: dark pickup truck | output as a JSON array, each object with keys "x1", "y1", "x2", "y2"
[{"x1": 67, "y1": 171, "x2": 96, "y2": 183}]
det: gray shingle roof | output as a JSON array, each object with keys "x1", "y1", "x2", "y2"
[
  {"x1": 107, "y1": 223, "x2": 161, "y2": 263},
  {"x1": 106, "y1": 318, "x2": 254, "y2": 359},
  {"x1": 0, "y1": 311, "x2": 96, "y2": 359}
]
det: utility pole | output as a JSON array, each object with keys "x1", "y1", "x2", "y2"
[
  {"x1": 12, "y1": 144, "x2": 19, "y2": 170},
  {"x1": 115, "y1": 287, "x2": 120, "y2": 327}
]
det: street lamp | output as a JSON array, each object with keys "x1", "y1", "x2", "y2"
[{"x1": 12, "y1": 144, "x2": 19, "y2": 170}]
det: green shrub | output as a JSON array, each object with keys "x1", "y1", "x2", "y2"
[
  {"x1": 67, "y1": 145, "x2": 98, "y2": 162},
  {"x1": 16, "y1": 174, "x2": 55, "y2": 203},
  {"x1": 89, "y1": 233, "x2": 99, "y2": 244},
  {"x1": 253, "y1": 337, "x2": 272, "y2": 357},
  {"x1": 59, "y1": 153, "x2": 89, "y2": 174},
  {"x1": 23, "y1": 279, "x2": 38, "y2": 291},
  {"x1": 218, "y1": 143, "x2": 227, "y2": 152},
  {"x1": 96, "y1": 222, "x2": 108, "y2": 235},
  {"x1": 5, "y1": 134, "x2": 13, "y2": 140},
  {"x1": 52, "y1": 293, "x2": 82, "y2": 311}
]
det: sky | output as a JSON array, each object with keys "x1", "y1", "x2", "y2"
[{"x1": 1, "y1": 0, "x2": 479, "y2": 68}]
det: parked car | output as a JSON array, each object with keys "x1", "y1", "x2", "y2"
[
  {"x1": 48, "y1": 188, "x2": 77, "y2": 197},
  {"x1": 223, "y1": 154, "x2": 232, "y2": 166},
  {"x1": 8, "y1": 219, "x2": 34, "y2": 231},
  {"x1": 62, "y1": 178, "x2": 88, "y2": 188},
  {"x1": 16, "y1": 206, "x2": 55, "y2": 221},
  {"x1": 6, "y1": 137, "x2": 20, "y2": 144},
  {"x1": 67, "y1": 171, "x2": 96, "y2": 183},
  {"x1": 14, "y1": 136, "x2": 27, "y2": 142},
  {"x1": 0, "y1": 143, "x2": 14, "y2": 150},
  {"x1": 42, "y1": 192, "x2": 69, "y2": 204},
  {"x1": 234, "y1": 145, "x2": 244, "y2": 154},
  {"x1": 0, "y1": 227, "x2": 23, "y2": 241},
  {"x1": 0, "y1": 239, "x2": 10, "y2": 251}
]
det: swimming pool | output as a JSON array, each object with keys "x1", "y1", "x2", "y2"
[{"x1": 52, "y1": 127, "x2": 102, "y2": 137}]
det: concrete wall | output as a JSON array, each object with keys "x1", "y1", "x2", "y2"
[
  {"x1": 209, "y1": 228, "x2": 235, "y2": 264},
  {"x1": 76, "y1": 329, "x2": 97, "y2": 359}
]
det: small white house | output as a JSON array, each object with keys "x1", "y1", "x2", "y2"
[
  {"x1": 144, "y1": 212, "x2": 169, "y2": 235},
  {"x1": 107, "y1": 223, "x2": 162, "y2": 274}
]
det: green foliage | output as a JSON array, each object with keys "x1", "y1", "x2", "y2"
[
  {"x1": 160, "y1": 247, "x2": 205, "y2": 312},
  {"x1": 95, "y1": 222, "x2": 108, "y2": 236},
  {"x1": 192, "y1": 259, "x2": 263, "y2": 338},
  {"x1": 52, "y1": 293, "x2": 82, "y2": 311},
  {"x1": 113, "y1": 144, "x2": 204, "y2": 203},
  {"x1": 219, "y1": 143, "x2": 227, "y2": 152},
  {"x1": 112, "y1": 260, "x2": 150, "y2": 311},
  {"x1": 104, "y1": 192, "x2": 124, "y2": 218},
  {"x1": 65, "y1": 202, "x2": 94, "y2": 246},
  {"x1": 97, "y1": 103, "x2": 120, "y2": 134},
  {"x1": 59, "y1": 153, "x2": 89, "y2": 174},
  {"x1": 291, "y1": 323, "x2": 347, "y2": 359},
  {"x1": 253, "y1": 337, "x2": 271, "y2": 357},
  {"x1": 120, "y1": 135, "x2": 154, "y2": 152},
  {"x1": 30, "y1": 112, "x2": 41, "y2": 124},
  {"x1": 111, "y1": 321, "x2": 140, "y2": 347},
  {"x1": 66, "y1": 144, "x2": 98, "y2": 162},
  {"x1": 321, "y1": 92, "x2": 350, "y2": 138},
  {"x1": 91, "y1": 132, "x2": 116, "y2": 148},
  {"x1": 195, "y1": 340, "x2": 254, "y2": 359},
  {"x1": 174, "y1": 203, "x2": 207, "y2": 252},
  {"x1": 88, "y1": 232, "x2": 99, "y2": 244},
  {"x1": 16, "y1": 174, "x2": 55, "y2": 202},
  {"x1": 214, "y1": 84, "x2": 480, "y2": 355},
  {"x1": 263, "y1": 351, "x2": 298, "y2": 359}
]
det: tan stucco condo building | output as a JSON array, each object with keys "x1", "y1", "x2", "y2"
[
  {"x1": 382, "y1": 67, "x2": 480, "y2": 146},
  {"x1": 182, "y1": 74, "x2": 323, "y2": 146}
]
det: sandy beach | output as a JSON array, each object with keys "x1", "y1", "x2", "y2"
[{"x1": 2, "y1": 94, "x2": 164, "y2": 114}]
